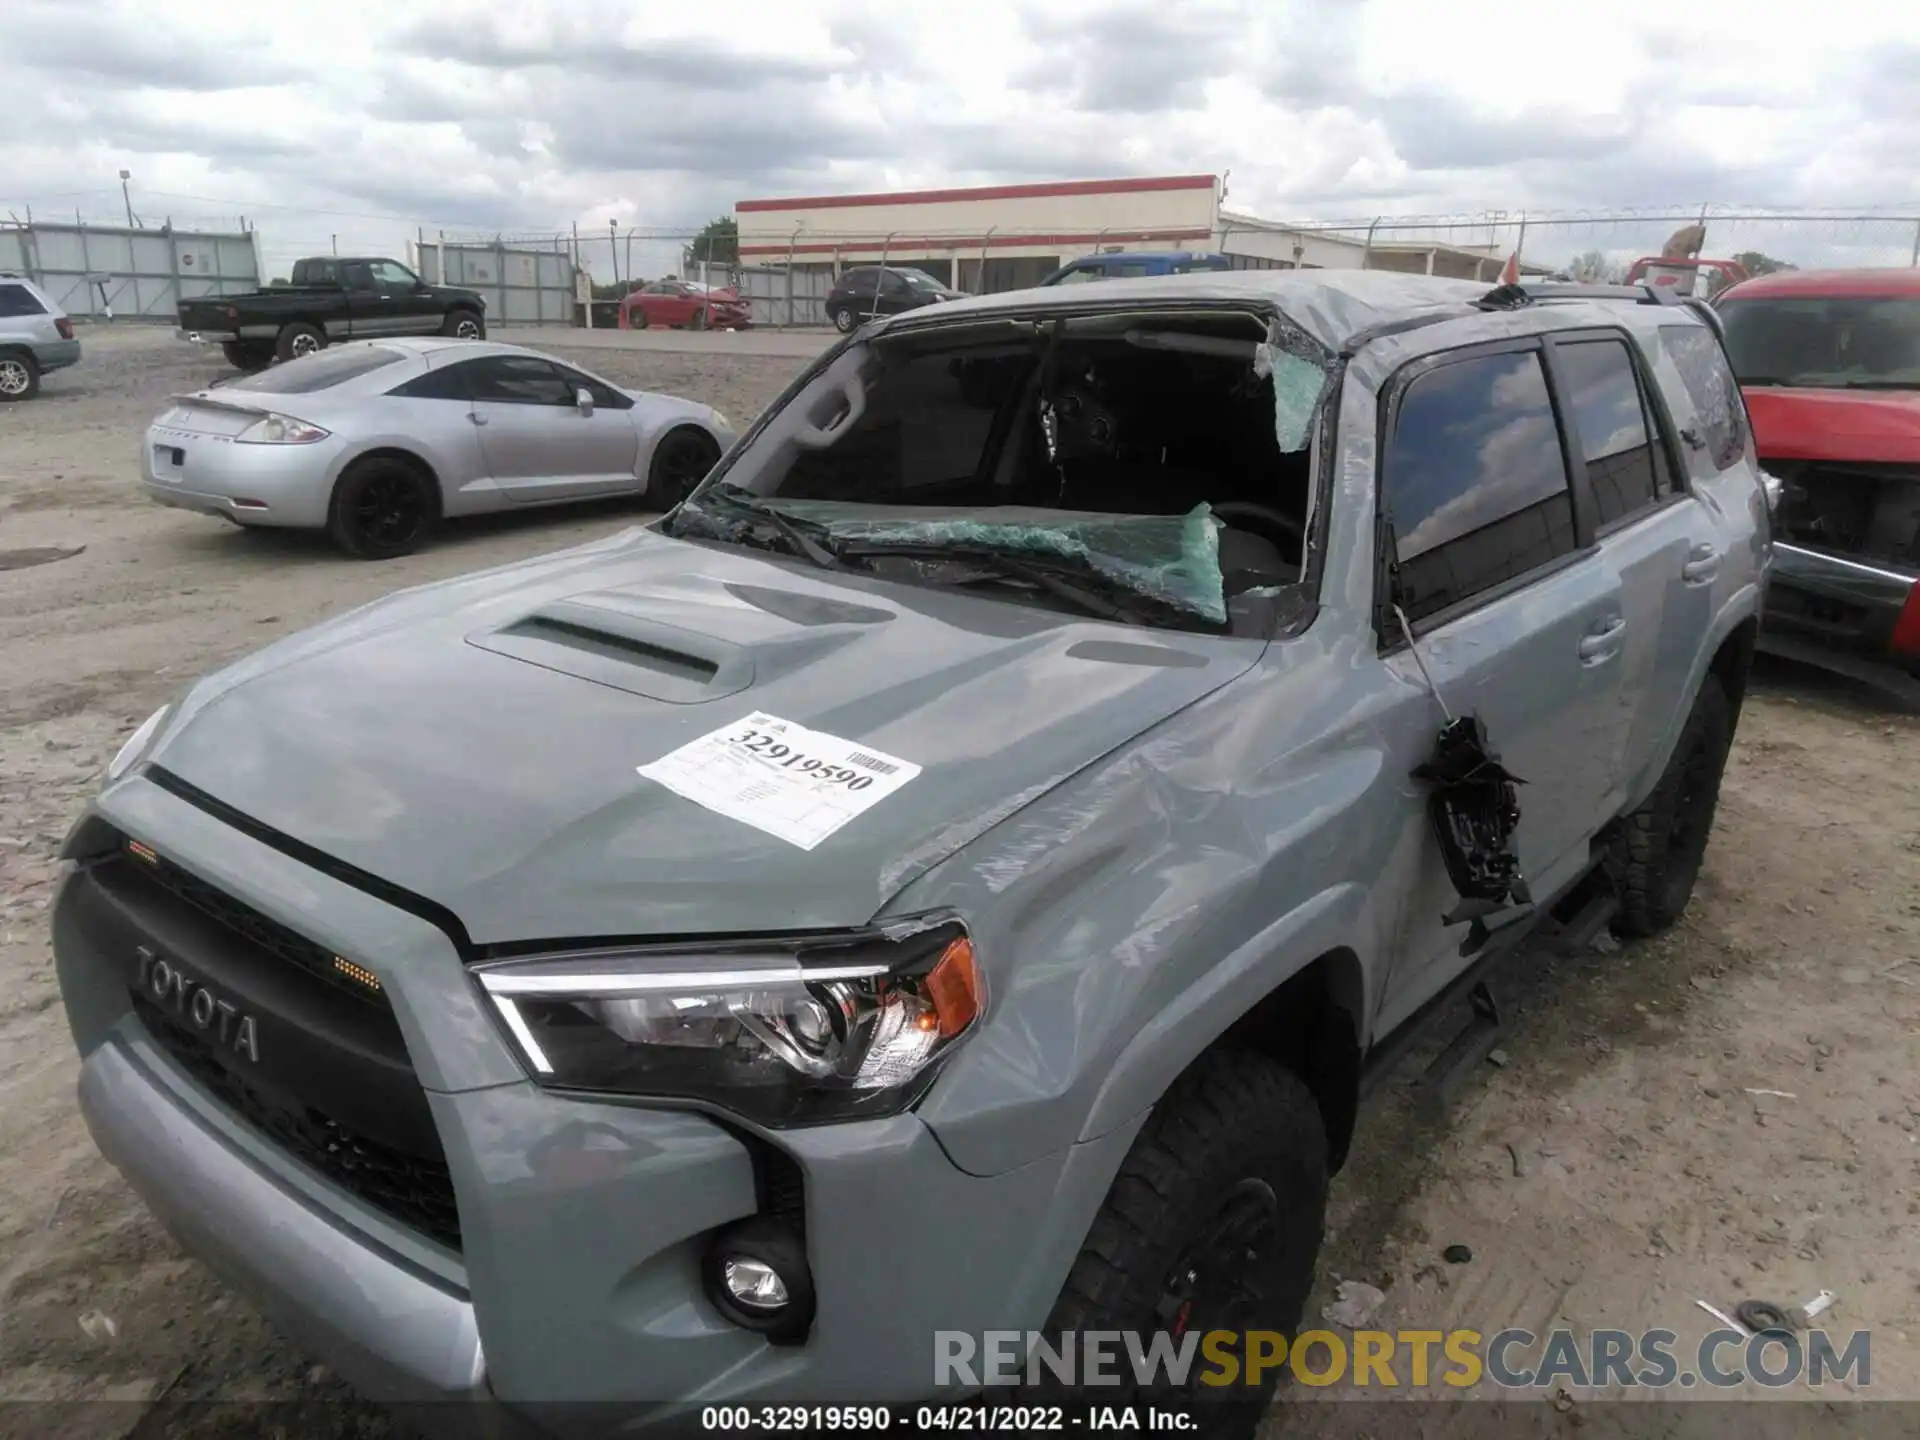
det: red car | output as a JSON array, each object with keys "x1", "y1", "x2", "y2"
[
  {"x1": 620, "y1": 280, "x2": 751, "y2": 331},
  {"x1": 1717, "y1": 267, "x2": 1920, "y2": 701}
]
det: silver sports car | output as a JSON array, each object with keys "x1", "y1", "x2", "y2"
[{"x1": 140, "y1": 338, "x2": 737, "y2": 558}]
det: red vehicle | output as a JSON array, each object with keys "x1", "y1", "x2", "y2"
[
  {"x1": 1624, "y1": 256, "x2": 1750, "y2": 300},
  {"x1": 620, "y1": 279, "x2": 751, "y2": 331},
  {"x1": 1716, "y1": 267, "x2": 1920, "y2": 701}
]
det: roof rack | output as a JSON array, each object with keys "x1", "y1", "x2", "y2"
[{"x1": 1474, "y1": 281, "x2": 1725, "y2": 339}]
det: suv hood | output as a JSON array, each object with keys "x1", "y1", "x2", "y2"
[
  {"x1": 145, "y1": 530, "x2": 1260, "y2": 946},
  {"x1": 1744, "y1": 386, "x2": 1920, "y2": 465}
]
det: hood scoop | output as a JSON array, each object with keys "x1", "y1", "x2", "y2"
[{"x1": 468, "y1": 598, "x2": 753, "y2": 704}]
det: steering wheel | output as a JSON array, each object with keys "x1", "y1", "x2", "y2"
[{"x1": 1209, "y1": 501, "x2": 1305, "y2": 558}]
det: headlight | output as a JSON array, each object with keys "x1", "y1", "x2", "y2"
[
  {"x1": 107, "y1": 705, "x2": 171, "y2": 782},
  {"x1": 475, "y1": 914, "x2": 982, "y2": 1126},
  {"x1": 235, "y1": 412, "x2": 330, "y2": 444}
]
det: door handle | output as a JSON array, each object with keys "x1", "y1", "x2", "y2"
[
  {"x1": 469, "y1": 413, "x2": 488, "y2": 426},
  {"x1": 1578, "y1": 616, "x2": 1627, "y2": 664},
  {"x1": 1682, "y1": 543, "x2": 1721, "y2": 585}
]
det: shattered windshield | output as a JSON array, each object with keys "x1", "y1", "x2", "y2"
[
  {"x1": 1720, "y1": 296, "x2": 1920, "y2": 389},
  {"x1": 666, "y1": 309, "x2": 1333, "y2": 635}
]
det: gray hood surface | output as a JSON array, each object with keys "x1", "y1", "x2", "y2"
[{"x1": 149, "y1": 529, "x2": 1261, "y2": 945}]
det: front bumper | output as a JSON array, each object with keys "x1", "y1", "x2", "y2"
[
  {"x1": 34, "y1": 338, "x2": 82, "y2": 372},
  {"x1": 1759, "y1": 542, "x2": 1920, "y2": 695},
  {"x1": 53, "y1": 774, "x2": 1128, "y2": 1423},
  {"x1": 141, "y1": 425, "x2": 343, "y2": 527}
]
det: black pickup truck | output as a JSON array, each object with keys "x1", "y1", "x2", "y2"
[{"x1": 176, "y1": 256, "x2": 487, "y2": 371}]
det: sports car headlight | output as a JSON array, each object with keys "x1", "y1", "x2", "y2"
[
  {"x1": 106, "y1": 705, "x2": 171, "y2": 782},
  {"x1": 474, "y1": 915, "x2": 982, "y2": 1126},
  {"x1": 235, "y1": 412, "x2": 330, "y2": 444}
]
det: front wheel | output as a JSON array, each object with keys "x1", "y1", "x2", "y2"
[
  {"x1": 687, "y1": 306, "x2": 709, "y2": 332},
  {"x1": 0, "y1": 350, "x2": 40, "y2": 402},
  {"x1": 1024, "y1": 1049, "x2": 1329, "y2": 1438},
  {"x1": 647, "y1": 427, "x2": 722, "y2": 509},
  {"x1": 1612, "y1": 675, "x2": 1733, "y2": 936},
  {"x1": 440, "y1": 309, "x2": 484, "y2": 340},
  {"x1": 326, "y1": 456, "x2": 439, "y2": 559},
  {"x1": 830, "y1": 306, "x2": 856, "y2": 334}
]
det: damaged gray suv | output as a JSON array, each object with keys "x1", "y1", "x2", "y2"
[{"x1": 54, "y1": 270, "x2": 1768, "y2": 1434}]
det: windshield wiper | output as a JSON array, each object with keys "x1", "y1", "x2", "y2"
[
  {"x1": 684, "y1": 488, "x2": 848, "y2": 570},
  {"x1": 835, "y1": 541, "x2": 1165, "y2": 626}
]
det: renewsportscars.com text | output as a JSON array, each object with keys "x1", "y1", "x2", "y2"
[{"x1": 935, "y1": 1327, "x2": 1871, "y2": 1391}]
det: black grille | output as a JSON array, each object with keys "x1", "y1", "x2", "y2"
[
  {"x1": 137, "y1": 995, "x2": 463, "y2": 1250},
  {"x1": 91, "y1": 834, "x2": 463, "y2": 1251},
  {"x1": 132, "y1": 845, "x2": 381, "y2": 1007}
]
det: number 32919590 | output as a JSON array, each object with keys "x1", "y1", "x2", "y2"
[{"x1": 729, "y1": 729, "x2": 875, "y2": 790}]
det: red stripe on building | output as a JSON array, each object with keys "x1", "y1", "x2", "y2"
[
  {"x1": 738, "y1": 227, "x2": 1215, "y2": 257},
  {"x1": 735, "y1": 174, "x2": 1217, "y2": 214}
]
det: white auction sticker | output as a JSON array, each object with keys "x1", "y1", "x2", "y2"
[{"x1": 637, "y1": 711, "x2": 922, "y2": 851}]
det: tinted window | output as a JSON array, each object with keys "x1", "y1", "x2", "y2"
[
  {"x1": 223, "y1": 344, "x2": 407, "y2": 393},
  {"x1": 369, "y1": 260, "x2": 420, "y2": 289},
  {"x1": 1385, "y1": 349, "x2": 1577, "y2": 624},
  {"x1": 1052, "y1": 266, "x2": 1100, "y2": 285},
  {"x1": 1719, "y1": 295, "x2": 1920, "y2": 390},
  {"x1": 1555, "y1": 337, "x2": 1662, "y2": 526},
  {"x1": 1658, "y1": 325, "x2": 1747, "y2": 470},
  {"x1": 1110, "y1": 262, "x2": 1152, "y2": 278},
  {"x1": 389, "y1": 363, "x2": 470, "y2": 400},
  {"x1": 465, "y1": 355, "x2": 573, "y2": 404},
  {"x1": 293, "y1": 259, "x2": 339, "y2": 285},
  {"x1": 553, "y1": 362, "x2": 632, "y2": 410},
  {"x1": 0, "y1": 283, "x2": 47, "y2": 317}
]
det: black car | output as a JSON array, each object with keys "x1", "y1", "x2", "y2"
[{"x1": 824, "y1": 266, "x2": 963, "y2": 333}]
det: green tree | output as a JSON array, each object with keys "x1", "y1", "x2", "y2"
[
  {"x1": 689, "y1": 216, "x2": 738, "y2": 265},
  {"x1": 1568, "y1": 249, "x2": 1627, "y2": 284},
  {"x1": 1731, "y1": 250, "x2": 1796, "y2": 276}
]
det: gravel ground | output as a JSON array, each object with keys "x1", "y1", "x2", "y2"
[{"x1": 1, "y1": 327, "x2": 1916, "y2": 1437}]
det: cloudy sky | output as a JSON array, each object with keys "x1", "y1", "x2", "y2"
[{"x1": 5, "y1": 0, "x2": 1917, "y2": 280}]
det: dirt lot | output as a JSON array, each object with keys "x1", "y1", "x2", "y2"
[{"x1": 1, "y1": 328, "x2": 1916, "y2": 1436}]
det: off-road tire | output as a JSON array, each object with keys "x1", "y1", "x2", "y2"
[
  {"x1": 221, "y1": 341, "x2": 272, "y2": 372},
  {"x1": 325, "y1": 456, "x2": 439, "y2": 560},
  {"x1": 1612, "y1": 675, "x2": 1733, "y2": 937},
  {"x1": 440, "y1": 309, "x2": 484, "y2": 341},
  {"x1": 0, "y1": 350, "x2": 41, "y2": 402},
  {"x1": 275, "y1": 322, "x2": 326, "y2": 363},
  {"x1": 1021, "y1": 1048, "x2": 1329, "y2": 1439}
]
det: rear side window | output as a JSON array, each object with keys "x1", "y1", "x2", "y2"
[
  {"x1": 464, "y1": 355, "x2": 572, "y2": 405},
  {"x1": 0, "y1": 283, "x2": 48, "y2": 317},
  {"x1": 1658, "y1": 325, "x2": 1747, "y2": 470},
  {"x1": 1384, "y1": 348, "x2": 1577, "y2": 625},
  {"x1": 1554, "y1": 337, "x2": 1665, "y2": 527},
  {"x1": 389, "y1": 363, "x2": 470, "y2": 400},
  {"x1": 223, "y1": 344, "x2": 406, "y2": 393}
]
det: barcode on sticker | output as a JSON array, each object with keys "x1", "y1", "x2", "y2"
[{"x1": 845, "y1": 750, "x2": 899, "y2": 775}]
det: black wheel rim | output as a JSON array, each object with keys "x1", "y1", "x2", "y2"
[
  {"x1": 353, "y1": 471, "x2": 426, "y2": 548},
  {"x1": 1154, "y1": 1178, "x2": 1282, "y2": 1373},
  {"x1": 655, "y1": 434, "x2": 719, "y2": 505}
]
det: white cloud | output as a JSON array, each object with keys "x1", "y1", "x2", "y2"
[{"x1": 2, "y1": 0, "x2": 1915, "y2": 280}]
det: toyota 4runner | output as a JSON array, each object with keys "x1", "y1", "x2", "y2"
[{"x1": 54, "y1": 270, "x2": 1769, "y2": 1435}]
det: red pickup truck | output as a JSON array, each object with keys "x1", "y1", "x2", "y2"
[{"x1": 1716, "y1": 267, "x2": 1920, "y2": 702}]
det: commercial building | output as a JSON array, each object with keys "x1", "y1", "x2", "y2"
[{"x1": 733, "y1": 174, "x2": 1550, "y2": 292}]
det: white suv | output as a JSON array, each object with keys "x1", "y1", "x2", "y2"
[{"x1": 0, "y1": 273, "x2": 82, "y2": 401}]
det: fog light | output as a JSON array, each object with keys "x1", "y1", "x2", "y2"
[
  {"x1": 723, "y1": 1256, "x2": 790, "y2": 1311},
  {"x1": 704, "y1": 1216, "x2": 814, "y2": 1343}
]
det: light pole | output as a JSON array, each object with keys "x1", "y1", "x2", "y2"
[{"x1": 118, "y1": 170, "x2": 136, "y2": 228}]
